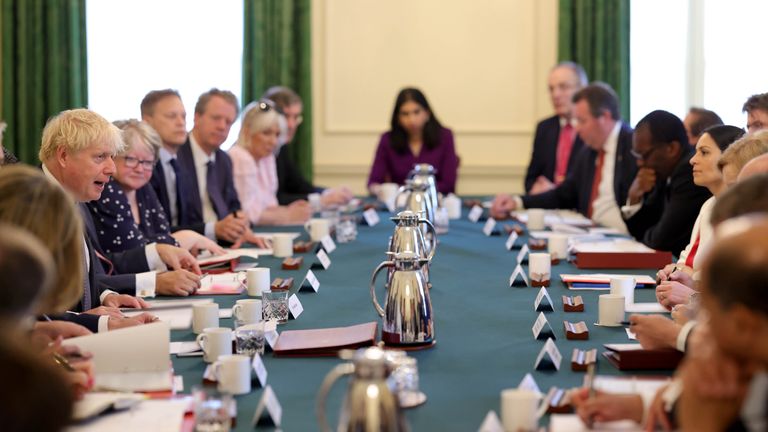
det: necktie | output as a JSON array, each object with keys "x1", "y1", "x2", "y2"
[
  {"x1": 206, "y1": 160, "x2": 229, "y2": 218},
  {"x1": 587, "y1": 150, "x2": 605, "y2": 218},
  {"x1": 554, "y1": 123, "x2": 574, "y2": 184},
  {"x1": 169, "y1": 158, "x2": 183, "y2": 224},
  {"x1": 685, "y1": 232, "x2": 700, "y2": 268}
]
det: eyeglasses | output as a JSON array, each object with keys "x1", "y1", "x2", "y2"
[
  {"x1": 121, "y1": 155, "x2": 155, "y2": 170},
  {"x1": 630, "y1": 145, "x2": 662, "y2": 161}
]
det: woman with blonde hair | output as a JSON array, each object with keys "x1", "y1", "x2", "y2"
[{"x1": 717, "y1": 129, "x2": 768, "y2": 187}]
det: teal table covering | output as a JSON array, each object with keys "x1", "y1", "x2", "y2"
[{"x1": 170, "y1": 209, "x2": 669, "y2": 431}]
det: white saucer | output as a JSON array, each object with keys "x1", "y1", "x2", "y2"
[{"x1": 399, "y1": 391, "x2": 427, "y2": 409}]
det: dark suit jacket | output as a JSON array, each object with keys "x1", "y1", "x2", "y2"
[
  {"x1": 150, "y1": 151, "x2": 202, "y2": 233},
  {"x1": 275, "y1": 145, "x2": 322, "y2": 205},
  {"x1": 522, "y1": 123, "x2": 636, "y2": 215},
  {"x1": 624, "y1": 148, "x2": 712, "y2": 254},
  {"x1": 524, "y1": 115, "x2": 585, "y2": 192},
  {"x1": 176, "y1": 138, "x2": 241, "y2": 226}
]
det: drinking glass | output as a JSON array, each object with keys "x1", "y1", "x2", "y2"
[
  {"x1": 335, "y1": 214, "x2": 358, "y2": 243},
  {"x1": 261, "y1": 291, "x2": 289, "y2": 323},
  {"x1": 193, "y1": 387, "x2": 234, "y2": 432},
  {"x1": 235, "y1": 324, "x2": 266, "y2": 356}
]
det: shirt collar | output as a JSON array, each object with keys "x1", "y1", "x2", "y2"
[
  {"x1": 159, "y1": 146, "x2": 175, "y2": 164},
  {"x1": 602, "y1": 122, "x2": 622, "y2": 155},
  {"x1": 559, "y1": 116, "x2": 577, "y2": 128},
  {"x1": 189, "y1": 132, "x2": 216, "y2": 166}
]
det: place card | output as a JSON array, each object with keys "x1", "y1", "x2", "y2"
[
  {"x1": 363, "y1": 208, "x2": 381, "y2": 226},
  {"x1": 505, "y1": 231, "x2": 519, "y2": 250},
  {"x1": 264, "y1": 327, "x2": 279, "y2": 351},
  {"x1": 534, "y1": 287, "x2": 554, "y2": 312},
  {"x1": 320, "y1": 235, "x2": 337, "y2": 254},
  {"x1": 251, "y1": 385, "x2": 282, "y2": 427},
  {"x1": 562, "y1": 295, "x2": 585, "y2": 312},
  {"x1": 477, "y1": 410, "x2": 504, "y2": 432},
  {"x1": 482, "y1": 217, "x2": 497, "y2": 236},
  {"x1": 468, "y1": 205, "x2": 483, "y2": 223},
  {"x1": 288, "y1": 294, "x2": 304, "y2": 319},
  {"x1": 509, "y1": 264, "x2": 529, "y2": 287},
  {"x1": 534, "y1": 338, "x2": 562, "y2": 371},
  {"x1": 252, "y1": 353, "x2": 268, "y2": 388},
  {"x1": 313, "y1": 249, "x2": 331, "y2": 270},
  {"x1": 202, "y1": 364, "x2": 216, "y2": 382},
  {"x1": 571, "y1": 348, "x2": 597, "y2": 372},
  {"x1": 563, "y1": 321, "x2": 589, "y2": 340},
  {"x1": 517, "y1": 372, "x2": 542, "y2": 395},
  {"x1": 532, "y1": 312, "x2": 555, "y2": 340},
  {"x1": 299, "y1": 269, "x2": 320, "y2": 293},
  {"x1": 516, "y1": 244, "x2": 530, "y2": 265}
]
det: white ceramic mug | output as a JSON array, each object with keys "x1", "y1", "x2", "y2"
[
  {"x1": 610, "y1": 276, "x2": 636, "y2": 307},
  {"x1": 212, "y1": 354, "x2": 251, "y2": 395},
  {"x1": 232, "y1": 299, "x2": 263, "y2": 326},
  {"x1": 527, "y1": 209, "x2": 546, "y2": 231},
  {"x1": 547, "y1": 234, "x2": 569, "y2": 261},
  {"x1": 528, "y1": 253, "x2": 551, "y2": 286},
  {"x1": 192, "y1": 303, "x2": 219, "y2": 334},
  {"x1": 246, "y1": 267, "x2": 270, "y2": 297},
  {"x1": 378, "y1": 183, "x2": 400, "y2": 212},
  {"x1": 500, "y1": 388, "x2": 544, "y2": 432},
  {"x1": 272, "y1": 233, "x2": 294, "y2": 258},
  {"x1": 598, "y1": 294, "x2": 625, "y2": 326},
  {"x1": 196, "y1": 327, "x2": 233, "y2": 363},
  {"x1": 304, "y1": 218, "x2": 330, "y2": 242},
  {"x1": 444, "y1": 194, "x2": 462, "y2": 219}
]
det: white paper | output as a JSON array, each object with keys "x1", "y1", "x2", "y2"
[
  {"x1": 477, "y1": 410, "x2": 504, "y2": 432},
  {"x1": 589, "y1": 227, "x2": 623, "y2": 235},
  {"x1": 505, "y1": 232, "x2": 519, "y2": 250},
  {"x1": 219, "y1": 308, "x2": 233, "y2": 318},
  {"x1": 301, "y1": 269, "x2": 320, "y2": 292},
  {"x1": 252, "y1": 354, "x2": 268, "y2": 387},
  {"x1": 142, "y1": 298, "x2": 213, "y2": 310},
  {"x1": 560, "y1": 273, "x2": 656, "y2": 285},
  {"x1": 251, "y1": 232, "x2": 301, "y2": 241},
  {"x1": 363, "y1": 208, "x2": 381, "y2": 226},
  {"x1": 625, "y1": 328, "x2": 637, "y2": 340},
  {"x1": 513, "y1": 209, "x2": 593, "y2": 228},
  {"x1": 199, "y1": 273, "x2": 244, "y2": 294},
  {"x1": 320, "y1": 235, "x2": 337, "y2": 253},
  {"x1": 316, "y1": 249, "x2": 332, "y2": 269},
  {"x1": 72, "y1": 392, "x2": 147, "y2": 421},
  {"x1": 604, "y1": 343, "x2": 645, "y2": 351},
  {"x1": 468, "y1": 205, "x2": 483, "y2": 222},
  {"x1": 571, "y1": 239, "x2": 656, "y2": 253},
  {"x1": 252, "y1": 385, "x2": 282, "y2": 427},
  {"x1": 197, "y1": 247, "x2": 269, "y2": 265},
  {"x1": 62, "y1": 322, "x2": 171, "y2": 392},
  {"x1": 482, "y1": 217, "x2": 497, "y2": 236},
  {"x1": 625, "y1": 302, "x2": 667, "y2": 313},
  {"x1": 66, "y1": 399, "x2": 188, "y2": 432},
  {"x1": 549, "y1": 414, "x2": 643, "y2": 431},
  {"x1": 516, "y1": 244, "x2": 530, "y2": 265},
  {"x1": 593, "y1": 376, "x2": 670, "y2": 395},
  {"x1": 124, "y1": 308, "x2": 191, "y2": 330},
  {"x1": 288, "y1": 294, "x2": 304, "y2": 319},
  {"x1": 170, "y1": 341, "x2": 201, "y2": 355}
]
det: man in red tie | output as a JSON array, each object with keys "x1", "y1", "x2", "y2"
[
  {"x1": 523, "y1": 62, "x2": 587, "y2": 194},
  {"x1": 492, "y1": 83, "x2": 637, "y2": 234}
]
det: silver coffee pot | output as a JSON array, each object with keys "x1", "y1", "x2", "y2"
[
  {"x1": 388, "y1": 210, "x2": 436, "y2": 286},
  {"x1": 370, "y1": 252, "x2": 434, "y2": 346},
  {"x1": 395, "y1": 179, "x2": 436, "y2": 241},
  {"x1": 316, "y1": 347, "x2": 409, "y2": 432},
  {"x1": 408, "y1": 163, "x2": 439, "y2": 212}
]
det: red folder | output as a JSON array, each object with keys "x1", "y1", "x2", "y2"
[
  {"x1": 602, "y1": 344, "x2": 684, "y2": 370},
  {"x1": 574, "y1": 251, "x2": 672, "y2": 269}
]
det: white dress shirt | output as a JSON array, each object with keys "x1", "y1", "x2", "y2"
[{"x1": 590, "y1": 122, "x2": 629, "y2": 233}]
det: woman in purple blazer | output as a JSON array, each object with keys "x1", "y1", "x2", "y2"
[{"x1": 367, "y1": 88, "x2": 459, "y2": 195}]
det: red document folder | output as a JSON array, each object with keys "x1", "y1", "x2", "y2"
[{"x1": 574, "y1": 251, "x2": 672, "y2": 269}]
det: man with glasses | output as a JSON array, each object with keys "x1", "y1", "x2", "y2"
[
  {"x1": 523, "y1": 62, "x2": 587, "y2": 194},
  {"x1": 262, "y1": 86, "x2": 353, "y2": 208},
  {"x1": 622, "y1": 110, "x2": 711, "y2": 253},
  {"x1": 491, "y1": 83, "x2": 636, "y2": 233},
  {"x1": 742, "y1": 92, "x2": 768, "y2": 133}
]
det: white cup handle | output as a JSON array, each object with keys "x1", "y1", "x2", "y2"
[
  {"x1": 232, "y1": 304, "x2": 242, "y2": 320},
  {"x1": 236, "y1": 272, "x2": 247, "y2": 288},
  {"x1": 304, "y1": 221, "x2": 312, "y2": 233},
  {"x1": 196, "y1": 333, "x2": 207, "y2": 352},
  {"x1": 536, "y1": 394, "x2": 549, "y2": 419},
  {"x1": 212, "y1": 361, "x2": 222, "y2": 382}
]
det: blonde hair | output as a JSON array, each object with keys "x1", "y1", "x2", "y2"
[
  {"x1": 237, "y1": 101, "x2": 280, "y2": 149},
  {"x1": 0, "y1": 165, "x2": 83, "y2": 313},
  {"x1": 718, "y1": 130, "x2": 768, "y2": 173},
  {"x1": 39, "y1": 109, "x2": 125, "y2": 162},
  {"x1": 113, "y1": 119, "x2": 161, "y2": 160}
]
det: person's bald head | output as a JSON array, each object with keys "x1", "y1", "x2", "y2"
[{"x1": 737, "y1": 153, "x2": 768, "y2": 182}]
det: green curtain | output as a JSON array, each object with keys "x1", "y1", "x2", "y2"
[
  {"x1": 1, "y1": 0, "x2": 87, "y2": 164},
  {"x1": 243, "y1": 0, "x2": 313, "y2": 180},
  {"x1": 559, "y1": 0, "x2": 630, "y2": 120}
]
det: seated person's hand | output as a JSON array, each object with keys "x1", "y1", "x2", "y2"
[
  {"x1": 214, "y1": 212, "x2": 249, "y2": 243},
  {"x1": 172, "y1": 230, "x2": 226, "y2": 256},
  {"x1": 101, "y1": 293, "x2": 149, "y2": 309},
  {"x1": 46, "y1": 337, "x2": 94, "y2": 400},
  {"x1": 83, "y1": 306, "x2": 127, "y2": 319},
  {"x1": 156, "y1": 244, "x2": 201, "y2": 274},
  {"x1": 529, "y1": 175, "x2": 556, "y2": 195},
  {"x1": 33, "y1": 321, "x2": 92, "y2": 341},
  {"x1": 656, "y1": 281, "x2": 696, "y2": 310},
  {"x1": 232, "y1": 230, "x2": 270, "y2": 249},
  {"x1": 107, "y1": 313, "x2": 157, "y2": 330},
  {"x1": 645, "y1": 384, "x2": 674, "y2": 432},
  {"x1": 671, "y1": 304, "x2": 694, "y2": 325},
  {"x1": 490, "y1": 193, "x2": 516, "y2": 219},
  {"x1": 571, "y1": 388, "x2": 644, "y2": 425},
  {"x1": 628, "y1": 167, "x2": 656, "y2": 204},
  {"x1": 628, "y1": 314, "x2": 680, "y2": 350},
  {"x1": 284, "y1": 200, "x2": 312, "y2": 224},
  {"x1": 656, "y1": 264, "x2": 693, "y2": 283},
  {"x1": 156, "y1": 269, "x2": 201, "y2": 296},
  {"x1": 321, "y1": 186, "x2": 354, "y2": 206}
]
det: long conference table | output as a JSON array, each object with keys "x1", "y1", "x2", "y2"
[{"x1": 170, "y1": 205, "x2": 667, "y2": 431}]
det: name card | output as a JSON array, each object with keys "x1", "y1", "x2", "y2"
[
  {"x1": 509, "y1": 264, "x2": 529, "y2": 287},
  {"x1": 534, "y1": 287, "x2": 554, "y2": 312},
  {"x1": 314, "y1": 249, "x2": 331, "y2": 270},
  {"x1": 482, "y1": 217, "x2": 497, "y2": 236},
  {"x1": 300, "y1": 269, "x2": 320, "y2": 293},
  {"x1": 264, "y1": 321, "x2": 279, "y2": 351},
  {"x1": 251, "y1": 385, "x2": 282, "y2": 427},
  {"x1": 320, "y1": 235, "x2": 336, "y2": 254},
  {"x1": 363, "y1": 208, "x2": 381, "y2": 226},
  {"x1": 468, "y1": 205, "x2": 483, "y2": 223},
  {"x1": 532, "y1": 312, "x2": 555, "y2": 340},
  {"x1": 505, "y1": 232, "x2": 519, "y2": 250},
  {"x1": 252, "y1": 353, "x2": 268, "y2": 387},
  {"x1": 288, "y1": 294, "x2": 304, "y2": 319},
  {"x1": 534, "y1": 338, "x2": 562, "y2": 371},
  {"x1": 517, "y1": 372, "x2": 542, "y2": 395},
  {"x1": 516, "y1": 244, "x2": 530, "y2": 265},
  {"x1": 202, "y1": 364, "x2": 216, "y2": 381},
  {"x1": 477, "y1": 410, "x2": 504, "y2": 432}
]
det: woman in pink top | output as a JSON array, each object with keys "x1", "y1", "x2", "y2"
[{"x1": 229, "y1": 100, "x2": 312, "y2": 225}]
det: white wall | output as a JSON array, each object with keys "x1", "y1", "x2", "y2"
[{"x1": 311, "y1": 0, "x2": 558, "y2": 195}]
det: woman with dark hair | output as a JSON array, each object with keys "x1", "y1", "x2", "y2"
[{"x1": 367, "y1": 88, "x2": 459, "y2": 195}]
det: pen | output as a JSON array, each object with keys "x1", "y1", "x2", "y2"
[
  {"x1": 585, "y1": 363, "x2": 597, "y2": 428},
  {"x1": 52, "y1": 351, "x2": 76, "y2": 372},
  {"x1": 620, "y1": 320, "x2": 633, "y2": 326}
]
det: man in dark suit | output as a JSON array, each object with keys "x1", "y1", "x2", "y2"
[
  {"x1": 622, "y1": 110, "x2": 711, "y2": 254},
  {"x1": 743, "y1": 92, "x2": 768, "y2": 133},
  {"x1": 523, "y1": 62, "x2": 588, "y2": 194},
  {"x1": 682, "y1": 107, "x2": 722, "y2": 146},
  {"x1": 262, "y1": 86, "x2": 353, "y2": 207},
  {"x1": 492, "y1": 83, "x2": 636, "y2": 233}
]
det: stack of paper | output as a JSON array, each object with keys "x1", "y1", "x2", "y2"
[
  {"x1": 122, "y1": 298, "x2": 214, "y2": 330},
  {"x1": 66, "y1": 398, "x2": 188, "y2": 432},
  {"x1": 560, "y1": 274, "x2": 656, "y2": 290},
  {"x1": 197, "y1": 273, "x2": 245, "y2": 295}
]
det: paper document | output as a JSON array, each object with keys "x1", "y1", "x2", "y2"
[
  {"x1": 198, "y1": 273, "x2": 244, "y2": 295},
  {"x1": 625, "y1": 302, "x2": 667, "y2": 313},
  {"x1": 197, "y1": 247, "x2": 270, "y2": 265},
  {"x1": 572, "y1": 239, "x2": 656, "y2": 253},
  {"x1": 66, "y1": 398, "x2": 188, "y2": 432},
  {"x1": 170, "y1": 341, "x2": 201, "y2": 355},
  {"x1": 549, "y1": 414, "x2": 643, "y2": 431},
  {"x1": 593, "y1": 375, "x2": 670, "y2": 395},
  {"x1": 123, "y1": 307, "x2": 192, "y2": 330},
  {"x1": 72, "y1": 392, "x2": 147, "y2": 421},
  {"x1": 252, "y1": 232, "x2": 301, "y2": 241}
]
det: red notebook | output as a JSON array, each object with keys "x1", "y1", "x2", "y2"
[{"x1": 273, "y1": 322, "x2": 378, "y2": 357}]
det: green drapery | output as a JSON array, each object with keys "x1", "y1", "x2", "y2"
[
  {"x1": 1, "y1": 0, "x2": 88, "y2": 164},
  {"x1": 243, "y1": 0, "x2": 313, "y2": 180},
  {"x1": 559, "y1": 0, "x2": 630, "y2": 120}
]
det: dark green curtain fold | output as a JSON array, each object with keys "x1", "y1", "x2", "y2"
[
  {"x1": 243, "y1": 0, "x2": 313, "y2": 180},
  {"x1": 559, "y1": 0, "x2": 630, "y2": 120},
  {"x1": 1, "y1": 0, "x2": 87, "y2": 164}
]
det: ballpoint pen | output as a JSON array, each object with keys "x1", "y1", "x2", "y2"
[
  {"x1": 585, "y1": 363, "x2": 597, "y2": 428},
  {"x1": 52, "y1": 351, "x2": 76, "y2": 372}
]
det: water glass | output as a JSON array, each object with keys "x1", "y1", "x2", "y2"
[
  {"x1": 335, "y1": 214, "x2": 358, "y2": 243},
  {"x1": 321, "y1": 207, "x2": 340, "y2": 228},
  {"x1": 193, "y1": 388, "x2": 234, "y2": 432},
  {"x1": 262, "y1": 291, "x2": 289, "y2": 323},
  {"x1": 235, "y1": 323, "x2": 266, "y2": 356}
]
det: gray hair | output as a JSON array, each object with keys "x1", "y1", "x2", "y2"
[
  {"x1": 237, "y1": 101, "x2": 281, "y2": 149},
  {"x1": 113, "y1": 119, "x2": 161, "y2": 161}
]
